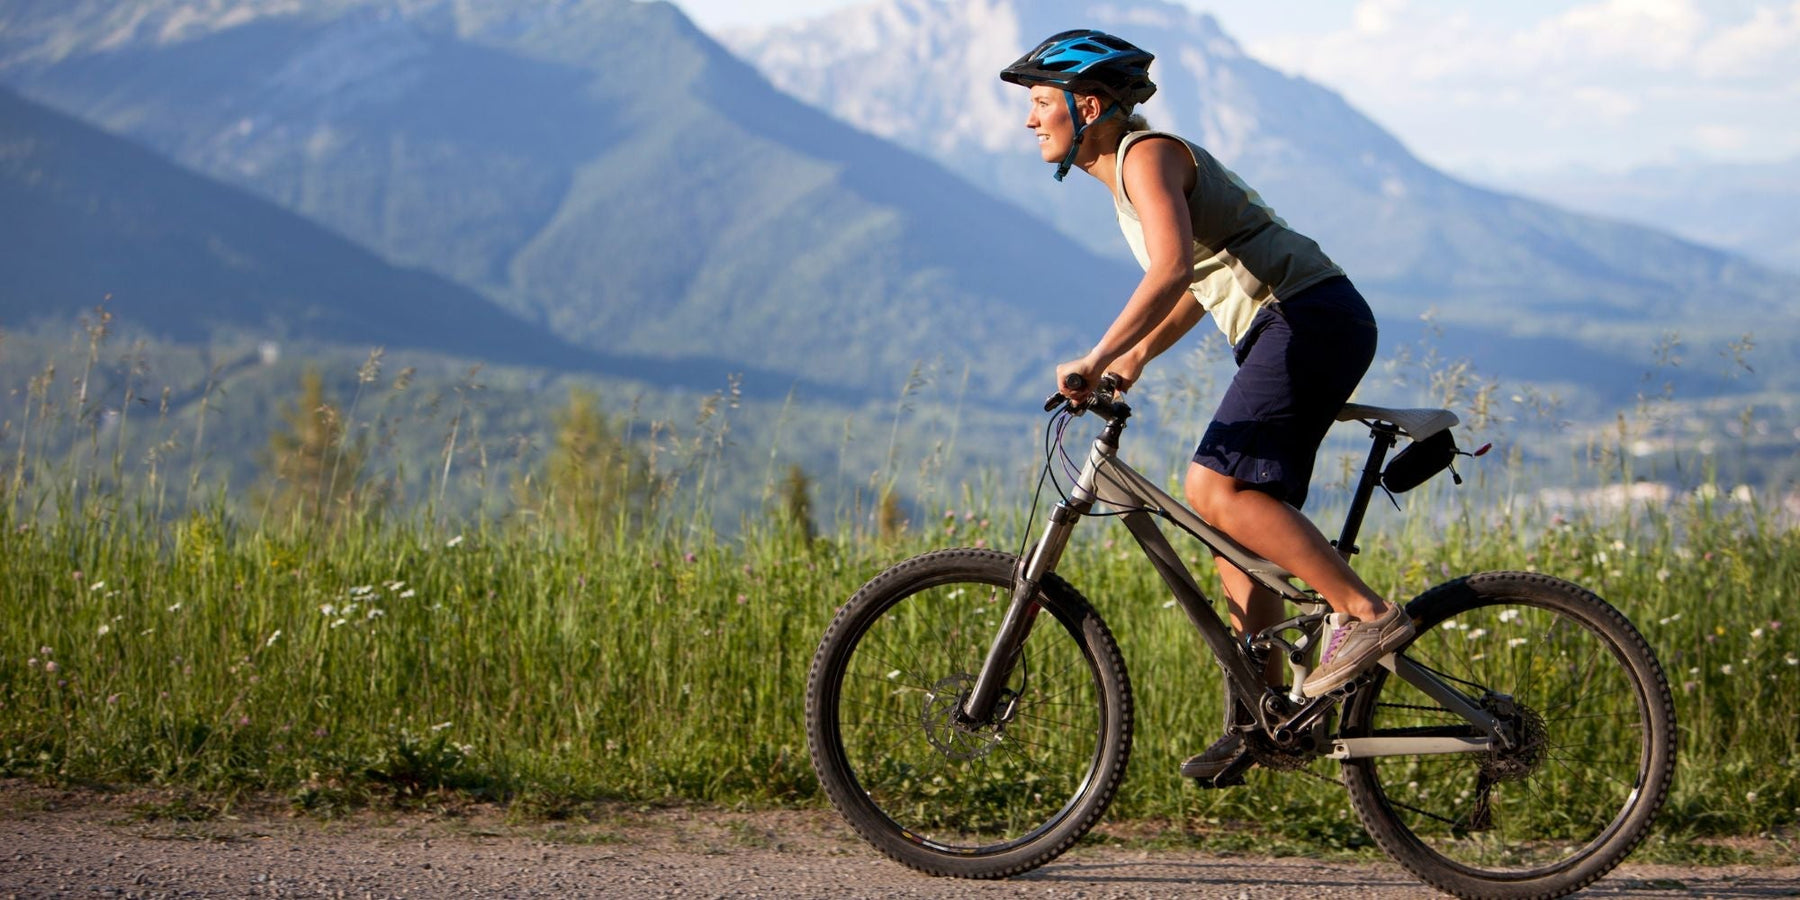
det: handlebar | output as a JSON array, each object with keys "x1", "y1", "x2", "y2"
[{"x1": 1044, "y1": 372, "x2": 1131, "y2": 421}]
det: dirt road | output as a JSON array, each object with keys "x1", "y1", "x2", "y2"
[{"x1": 2, "y1": 783, "x2": 1795, "y2": 898}]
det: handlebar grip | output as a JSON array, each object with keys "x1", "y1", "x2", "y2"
[{"x1": 1044, "y1": 372, "x2": 1087, "y2": 411}]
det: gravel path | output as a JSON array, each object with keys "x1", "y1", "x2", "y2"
[{"x1": 3, "y1": 782, "x2": 1796, "y2": 899}]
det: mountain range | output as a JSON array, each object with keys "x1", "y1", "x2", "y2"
[
  {"x1": 723, "y1": 0, "x2": 1799, "y2": 396},
  {"x1": 0, "y1": 0, "x2": 1133, "y2": 405},
  {"x1": 0, "y1": 0, "x2": 1794, "y2": 514}
]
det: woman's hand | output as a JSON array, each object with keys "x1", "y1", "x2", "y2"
[
  {"x1": 1105, "y1": 354, "x2": 1145, "y2": 394},
  {"x1": 1056, "y1": 354, "x2": 1106, "y2": 402}
]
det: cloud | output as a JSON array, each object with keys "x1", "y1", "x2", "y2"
[{"x1": 1243, "y1": 1, "x2": 1800, "y2": 173}]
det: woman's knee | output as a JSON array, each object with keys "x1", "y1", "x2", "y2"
[{"x1": 1184, "y1": 464, "x2": 1235, "y2": 521}]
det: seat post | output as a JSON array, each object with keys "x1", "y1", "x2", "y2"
[{"x1": 1335, "y1": 424, "x2": 1399, "y2": 557}]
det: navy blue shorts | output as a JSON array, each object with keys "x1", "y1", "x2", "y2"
[{"x1": 1193, "y1": 277, "x2": 1377, "y2": 509}]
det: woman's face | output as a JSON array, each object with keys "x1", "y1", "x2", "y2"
[{"x1": 1025, "y1": 84, "x2": 1075, "y2": 163}]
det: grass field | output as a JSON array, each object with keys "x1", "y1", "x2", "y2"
[{"x1": 2, "y1": 342, "x2": 1797, "y2": 860}]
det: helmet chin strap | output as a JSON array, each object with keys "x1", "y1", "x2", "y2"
[{"x1": 1054, "y1": 92, "x2": 1120, "y2": 182}]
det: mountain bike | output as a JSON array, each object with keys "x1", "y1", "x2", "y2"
[{"x1": 805, "y1": 374, "x2": 1677, "y2": 900}]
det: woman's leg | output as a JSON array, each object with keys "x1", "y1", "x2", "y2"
[
  {"x1": 1213, "y1": 556, "x2": 1287, "y2": 686},
  {"x1": 1187, "y1": 463, "x2": 1389, "y2": 622}
]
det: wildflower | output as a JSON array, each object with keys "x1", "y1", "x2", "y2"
[
  {"x1": 26, "y1": 658, "x2": 37, "y2": 668},
  {"x1": 266, "y1": 630, "x2": 282, "y2": 648},
  {"x1": 1721, "y1": 664, "x2": 1734, "y2": 676},
  {"x1": 96, "y1": 624, "x2": 110, "y2": 637},
  {"x1": 446, "y1": 534, "x2": 464, "y2": 548},
  {"x1": 331, "y1": 618, "x2": 348, "y2": 629},
  {"x1": 736, "y1": 594, "x2": 748, "y2": 605},
  {"x1": 1786, "y1": 656, "x2": 1798, "y2": 667},
  {"x1": 89, "y1": 581, "x2": 106, "y2": 591},
  {"x1": 1507, "y1": 638, "x2": 1529, "y2": 648},
  {"x1": 1752, "y1": 628, "x2": 1765, "y2": 640},
  {"x1": 399, "y1": 589, "x2": 415, "y2": 599},
  {"x1": 349, "y1": 585, "x2": 374, "y2": 597},
  {"x1": 431, "y1": 721, "x2": 453, "y2": 732},
  {"x1": 39, "y1": 646, "x2": 52, "y2": 656},
  {"x1": 44, "y1": 661, "x2": 59, "y2": 674},
  {"x1": 167, "y1": 603, "x2": 181, "y2": 612},
  {"x1": 1747, "y1": 791, "x2": 1758, "y2": 803},
  {"x1": 366, "y1": 608, "x2": 385, "y2": 620},
  {"x1": 320, "y1": 604, "x2": 336, "y2": 616},
  {"x1": 684, "y1": 552, "x2": 697, "y2": 564},
  {"x1": 1466, "y1": 628, "x2": 1488, "y2": 641},
  {"x1": 106, "y1": 694, "x2": 119, "y2": 705},
  {"x1": 1498, "y1": 609, "x2": 1520, "y2": 623},
  {"x1": 1655, "y1": 569, "x2": 1670, "y2": 583}
]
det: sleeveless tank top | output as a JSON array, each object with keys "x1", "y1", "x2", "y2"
[{"x1": 1113, "y1": 130, "x2": 1343, "y2": 346}]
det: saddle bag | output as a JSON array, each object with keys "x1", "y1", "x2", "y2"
[{"x1": 1381, "y1": 429, "x2": 1458, "y2": 493}]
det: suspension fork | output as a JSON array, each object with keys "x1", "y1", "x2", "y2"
[{"x1": 959, "y1": 497, "x2": 1089, "y2": 723}]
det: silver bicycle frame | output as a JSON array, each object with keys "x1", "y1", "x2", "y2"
[{"x1": 961, "y1": 409, "x2": 1511, "y2": 758}]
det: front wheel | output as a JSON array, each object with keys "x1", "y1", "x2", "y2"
[
  {"x1": 806, "y1": 548, "x2": 1132, "y2": 878},
  {"x1": 1341, "y1": 572, "x2": 1677, "y2": 899}
]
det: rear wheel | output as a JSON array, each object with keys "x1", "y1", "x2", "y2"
[
  {"x1": 1341, "y1": 572, "x2": 1676, "y2": 899},
  {"x1": 806, "y1": 548, "x2": 1132, "y2": 878}
]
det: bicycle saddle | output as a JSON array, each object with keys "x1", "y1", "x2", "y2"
[{"x1": 1337, "y1": 403, "x2": 1459, "y2": 442}]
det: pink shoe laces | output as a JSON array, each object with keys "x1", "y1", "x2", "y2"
[{"x1": 1319, "y1": 624, "x2": 1352, "y2": 666}]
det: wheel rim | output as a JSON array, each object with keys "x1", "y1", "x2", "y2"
[
  {"x1": 1351, "y1": 596, "x2": 1660, "y2": 877},
  {"x1": 826, "y1": 576, "x2": 1107, "y2": 854}
]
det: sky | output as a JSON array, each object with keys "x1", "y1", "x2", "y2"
[{"x1": 671, "y1": 0, "x2": 1800, "y2": 183}]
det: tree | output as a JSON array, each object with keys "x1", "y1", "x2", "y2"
[
  {"x1": 259, "y1": 366, "x2": 367, "y2": 527},
  {"x1": 778, "y1": 463, "x2": 816, "y2": 542},
  {"x1": 526, "y1": 387, "x2": 661, "y2": 534}
]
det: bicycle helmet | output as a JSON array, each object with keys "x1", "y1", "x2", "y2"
[{"x1": 1000, "y1": 29, "x2": 1157, "y2": 181}]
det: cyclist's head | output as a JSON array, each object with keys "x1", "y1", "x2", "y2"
[{"x1": 1000, "y1": 29, "x2": 1156, "y2": 182}]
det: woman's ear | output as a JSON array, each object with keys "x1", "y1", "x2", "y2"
[{"x1": 1077, "y1": 93, "x2": 1106, "y2": 125}]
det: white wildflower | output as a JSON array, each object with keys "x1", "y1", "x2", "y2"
[
  {"x1": 446, "y1": 534, "x2": 464, "y2": 548},
  {"x1": 96, "y1": 623, "x2": 111, "y2": 637},
  {"x1": 1497, "y1": 609, "x2": 1520, "y2": 623},
  {"x1": 366, "y1": 608, "x2": 385, "y2": 620},
  {"x1": 349, "y1": 585, "x2": 374, "y2": 597},
  {"x1": 1507, "y1": 638, "x2": 1528, "y2": 648},
  {"x1": 330, "y1": 618, "x2": 348, "y2": 629},
  {"x1": 399, "y1": 589, "x2": 416, "y2": 599},
  {"x1": 431, "y1": 721, "x2": 453, "y2": 732},
  {"x1": 89, "y1": 581, "x2": 105, "y2": 591},
  {"x1": 167, "y1": 602, "x2": 181, "y2": 613},
  {"x1": 1721, "y1": 664, "x2": 1734, "y2": 676},
  {"x1": 265, "y1": 630, "x2": 282, "y2": 648},
  {"x1": 1466, "y1": 628, "x2": 1488, "y2": 641},
  {"x1": 1751, "y1": 628, "x2": 1764, "y2": 639},
  {"x1": 320, "y1": 604, "x2": 336, "y2": 616}
]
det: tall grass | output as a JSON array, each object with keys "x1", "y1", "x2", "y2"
[{"x1": 1, "y1": 338, "x2": 1795, "y2": 856}]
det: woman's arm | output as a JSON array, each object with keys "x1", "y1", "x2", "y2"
[{"x1": 1057, "y1": 136, "x2": 1198, "y2": 397}]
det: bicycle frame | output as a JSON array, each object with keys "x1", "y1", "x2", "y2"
[{"x1": 961, "y1": 400, "x2": 1515, "y2": 760}]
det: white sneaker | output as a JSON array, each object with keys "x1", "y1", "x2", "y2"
[{"x1": 1302, "y1": 605, "x2": 1415, "y2": 698}]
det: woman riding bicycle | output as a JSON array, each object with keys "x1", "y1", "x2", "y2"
[{"x1": 1001, "y1": 29, "x2": 1414, "y2": 780}]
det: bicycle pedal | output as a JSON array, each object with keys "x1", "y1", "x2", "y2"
[
  {"x1": 1189, "y1": 771, "x2": 1247, "y2": 790},
  {"x1": 1184, "y1": 749, "x2": 1255, "y2": 789}
]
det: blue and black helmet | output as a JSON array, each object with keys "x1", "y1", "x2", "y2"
[
  {"x1": 999, "y1": 29, "x2": 1157, "y2": 105},
  {"x1": 1000, "y1": 30, "x2": 1156, "y2": 181}
]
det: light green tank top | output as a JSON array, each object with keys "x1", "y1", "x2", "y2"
[{"x1": 1113, "y1": 130, "x2": 1343, "y2": 345}]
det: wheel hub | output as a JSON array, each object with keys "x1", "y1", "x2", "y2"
[
  {"x1": 1480, "y1": 697, "x2": 1548, "y2": 782},
  {"x1": 921, "y1": 674, "x2": 1007, "y2": 760}
]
